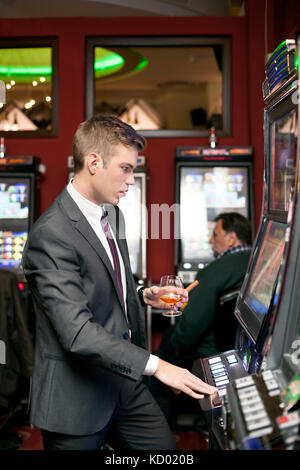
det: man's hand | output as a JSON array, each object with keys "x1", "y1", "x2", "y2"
[
  {"x1": 154, "y1": 358, "x2": 218, "y2": 399},
  {"x1": 143, "y1": 285, "x2": 188, "y2": 310}
]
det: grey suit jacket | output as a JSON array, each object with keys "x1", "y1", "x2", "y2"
[{"x1": 22, "y1": 188, "x2": 150, "y2": 435}]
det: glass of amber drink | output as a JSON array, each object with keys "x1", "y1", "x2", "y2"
[{"x1": 159, "y1": 275, "x2": 184, "y2": 317}]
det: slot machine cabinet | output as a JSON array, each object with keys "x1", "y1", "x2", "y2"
[
  {"x1": 223, "y1": 37, "x2": 300, "y2": 451},
  {"x1": 191, "y1": 39, "x2": 300, "y2": 449},
  {"x1": 0, "y1": 155, "x2": 40, "y2": 333},
  {"x1": 175, "y1": 146, "x2": 254, "y2": 284}
]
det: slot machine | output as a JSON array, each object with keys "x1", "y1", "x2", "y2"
[
  {"x1": 175, "y1": 146, "x2": 254, "y2": 284},
  {"x1": 0, "y1": 154, "x2": 40, "y2": 331},
  {"x1": 192, "y1": 39, "x2": 299, "y2": 450},
  {"x1": 222, "y1": 37, "x2": 300, "y2": 451}
]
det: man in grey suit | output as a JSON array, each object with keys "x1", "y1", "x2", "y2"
[{"x1": 22, "y1": 114, "x2": 217, "y2": 450}]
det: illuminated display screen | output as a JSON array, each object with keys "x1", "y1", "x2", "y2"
[
  {"x1": 118, "y1": 175, "x2": 145, "y2": 278},
  {"x1": 0, "y1": 178, "x2": 30, "y2": 270},
  {"x1": 270, "y1": 108, "x2": 298, "y2": 211},
  {"x1": 179, "y1": 166, "x2": 249, "y2": 264},
  {"x1": 245, "y1": 220, "x2": 286, "y2": 320}
]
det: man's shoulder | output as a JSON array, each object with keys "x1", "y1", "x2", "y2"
[
  {"x1": 30, "y1": 189, "x2": 72, "y2": 234},
  {"x1": 216, "y1": 249, "x2": 250, "y2": 268},
  {"x1": 198, "y1": 248, "x2": 250, "y2": 277}
]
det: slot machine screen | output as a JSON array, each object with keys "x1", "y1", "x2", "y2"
[
  {"x1": 270, "y1": 107, "x2": 298, "y2": 212},
  {"x1": 238, "y1": 220, "x2": 287, "y2": 342},
  {"x1": 118, "y1": 174, "x2": 146, "y2": 279},
  {"x1": 179, "y1": 166, "x2": 249, "y2": 266},
  {"x1": 0, "y1": 177, "x2": 31, "y2": 270}
]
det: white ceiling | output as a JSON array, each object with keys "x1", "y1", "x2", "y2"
[{"x1": 0, "y1": 0, "x2": 244, "y2": 18}]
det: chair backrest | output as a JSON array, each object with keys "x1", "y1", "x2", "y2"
[{"x1": 213, "y1": 285, "x2": 241, "y2": 353}]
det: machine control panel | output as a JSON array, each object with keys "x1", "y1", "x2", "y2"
[
  {"x1": 225, "y1": 371, "x2": 300, "y2": 449},
  {"x1": 193, "y1": 351, "x2": 248, "y2": 410}
]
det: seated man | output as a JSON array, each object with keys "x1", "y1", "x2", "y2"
[{"x1": 150, "y1": 212, "x2": 252, "y2": 420}]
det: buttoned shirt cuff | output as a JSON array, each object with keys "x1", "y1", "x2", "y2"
[{"x1": 143, "y1": 353, "x2": 159, "y2": 376}]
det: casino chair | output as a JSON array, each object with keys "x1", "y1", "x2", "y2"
[{"x1": 213, "y1": 284, "x2": 242, "y2": 353}]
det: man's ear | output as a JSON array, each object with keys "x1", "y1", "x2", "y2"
[
  {"x1": 227, "y1": 231, "x2": 238, "y2": 247},
  {"x1": 87, "y1": 152, "x2": 102, "y2": 175}
]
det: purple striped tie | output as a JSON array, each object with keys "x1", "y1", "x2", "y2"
[{"x1": 101, "y1": 210, "x2": 124, "y2": 308}]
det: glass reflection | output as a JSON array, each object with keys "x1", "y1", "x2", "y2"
[
  {"x1": 0, "y1": 47, "x2": 53, "y2": 132},
  {"x1": 270, "y1": 109, "x2": 298, "y2": 211},
  {"x1": 93, "y1": 45, "x2": 224, "y2": 132}
]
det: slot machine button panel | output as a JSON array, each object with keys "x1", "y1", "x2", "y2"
[
  {"x1": 264, "y1": 379, "x2": 279, "y2": 391},
  {"x1": 226, "y1": 354, "x2": 238, "y2": 364},
  {"x1": 210, "y1": 363, "x2": 226, "y2": 372},
  {"x1": 262, "y1": 370, "x2": 274, "y2": 381},
  {"x1": 246, "y1": 416, "x2": 272, "y2": 432},
  {"x1": 215, "y1": 378, "x2": 230, "y2": 387},
  {"x1": 237, "y1": 386, "x2": 259, "y2": 399},
  {"x1": 244, "y1": 409, "x2": 269, "y2": 423},
  {"x1": 235, "y1": 376, "x2": 255, "y2": 389},
  {"x1": 242, "y1": 401, "x2": 266, "y2": 414},
  {"x1": 208, "y1": 356, "x2": 222, "y2": 365}
]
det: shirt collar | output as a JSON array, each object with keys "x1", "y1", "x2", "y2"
[
  {"x1": 67, "y1": 180, "x2": 104, "y2": 226},
  {"x1": 216, "y1": 244, "x2": 252, "y2": 260}
]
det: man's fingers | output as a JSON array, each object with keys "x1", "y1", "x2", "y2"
[
  {"x1": 149, "y1": 286, "x2": 159, "y2": 295},
  {"x1": 172, "y1": 376, "x2": 217, "y2": 398},
  {"x1": 190, "y1": 392, "x2": 205, "y2": 399},
  {"x1": 175, "y1": 383, "x2": 205, "y2": 400},
  {"x1": 154, "y1": 359, "x2": 218, "y2": 399},
  {"x1": 182, "y1": 370, "x2": 218, "y2": 395}
]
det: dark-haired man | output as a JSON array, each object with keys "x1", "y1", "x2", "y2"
[{"x1": 150, "y1": 212, "x2": 252, "y2": 419}]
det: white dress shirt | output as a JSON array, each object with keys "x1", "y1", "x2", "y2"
[{"x1": 67, "y1": 181, "x2": 158, "y2": 376}]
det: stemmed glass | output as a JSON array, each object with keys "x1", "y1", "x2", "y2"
[{"x1": 159, "y1": 275, "x2": 184, "y2": 317}]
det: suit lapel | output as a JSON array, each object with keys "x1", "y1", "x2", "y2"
[{"x1": 58, "y1": 189, "x2": 126, "y2": 312}]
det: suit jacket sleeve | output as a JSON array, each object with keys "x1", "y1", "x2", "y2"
[{"x1": 23, "y1": 223, "x2": 150, "y2": 382}]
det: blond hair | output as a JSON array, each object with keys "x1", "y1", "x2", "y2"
[{"x1": 72, "y1": 113, "x2": 146, "y2": 173}]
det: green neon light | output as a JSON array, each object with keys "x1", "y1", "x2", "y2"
[
  {"x1": 135, "y1": 57, "x2": 148, "y2": 72},
  {"x1": 0, "y1": 66, "x2": 52, "y2": 75},
  {"x1": 94, "y1": 55, "x2": 124, "y2": 71},
  {"x1": 94, "y1": 48, "x2": 124, "y2": 78},
  {"x1": 94, "y1": 47, "x2": 148, "y2": 80},
  {"x1": 295, "y1": 52, "x2": 299, "y2": 70},
  {"x1": 0, "y1": 47, "x2": 52, "y2": 81}
]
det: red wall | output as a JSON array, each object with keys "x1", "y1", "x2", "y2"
[
  {"x1": 0, "y1": 14, "x2": 265, "y2": 282},
  {"x1": 274, "y1": 0, "x2": 300, "y2": 47}
]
